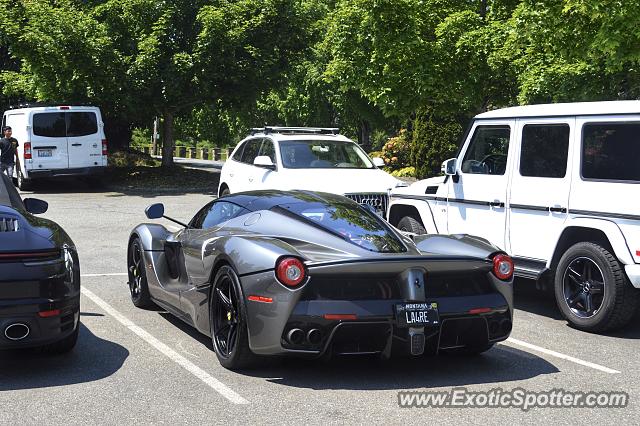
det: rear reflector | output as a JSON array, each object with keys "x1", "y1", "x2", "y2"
[
  {"x1": 636, "y1": 250, "x2": 640, "y2": 257},
  {"x1": 323, "y1": 314, "x2": 357, "y2": 321},
  {"x1": 38, "y1": 309, "x2": 61, "y2": 318},
  {"x1": 24, "y1": 142, "x2": 32, "y2": 160},
  {"x1": 247, "y1": 295, "x2": 273, "y2": 303},
  {"x1": 469, "y1": 308, "x2": 492, "y2": 315}
]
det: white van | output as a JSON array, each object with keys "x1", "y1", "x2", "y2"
[
  {"x1": 2, "y1": 105, "x2": 108, "y2": 190},
  {"x1": 389, "y1": 101, "x2": 640, "y2": 333}
]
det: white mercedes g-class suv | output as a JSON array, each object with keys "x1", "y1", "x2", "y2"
[
  {"x1": 389, "y1": 101, "x2": 640, "y2": 332},
  {"x1": 218, "y1": 127, "x2": 403, "y2": 217}
]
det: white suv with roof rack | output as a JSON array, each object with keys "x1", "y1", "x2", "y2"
[
  {"x1": 388, "y1": 100, "x2": 640, "y2": 333},
  {"x1": 218, "y1": 127, "x2": 404, "y2": 217}
]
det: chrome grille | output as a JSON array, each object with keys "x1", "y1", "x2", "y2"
[
  {"x1": 344, "y1": 193, "x2": 389, "y2": 218},
  {"x1": 0, "y1": 217, "x2": 19, "y2": 232}
]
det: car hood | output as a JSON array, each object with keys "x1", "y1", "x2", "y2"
[
  {"x1": 279, "y1": 168, "x2": 402, "y2": 194},
  {"x1": 392, "y1": 175, "x2": 445, "y2": 196}
]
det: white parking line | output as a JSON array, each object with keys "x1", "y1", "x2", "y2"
[
  {"x1": 80, "y1": 287, "x2": 249, "y2": 404},
  {"x1": 505, "y1": 337, "x2": 620, "y2": 374},
  {"x1": 81, "y1": 273, "x2": 128, "y2": 277}
]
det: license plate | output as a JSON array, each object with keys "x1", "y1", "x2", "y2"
[
  {"x1": 37, "y1": 149, "x2": 52, "y2": 157},
  {"x1": 395, "y1": 302, "x2": 439, "y2": 327}
]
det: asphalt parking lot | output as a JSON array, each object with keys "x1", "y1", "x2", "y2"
[{"x1": 2, "y1": 180, "x2": 639, "y2": 424}]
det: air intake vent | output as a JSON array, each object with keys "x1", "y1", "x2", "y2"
[{"x1": 0, "y1": 217, "x2": 19, "y2": 232}]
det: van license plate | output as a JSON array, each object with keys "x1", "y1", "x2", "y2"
[
  {"x1": 395, "y1": 302, "x2": 439, "y2": 327},
  {"x1": 38, "y1": 150, "x2": 52, "y2": 157}
]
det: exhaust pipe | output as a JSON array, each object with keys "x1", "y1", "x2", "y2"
[
  {"x1": 286, "y1": 328, "x2": 304, "y2": 345},
  {"x1": 306, "y1": 328, "x2": 322, "y2": 345},
  {"x1": 4, "y1": 323, "x2": 30, "y2": 341},
  {"x1": 500, "y1": 319, "x2": 512, "y2": 335}
]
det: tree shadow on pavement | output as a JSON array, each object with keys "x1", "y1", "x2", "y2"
[{"x1": 0, "y1": 322, "x2": 128, "y2": 391}]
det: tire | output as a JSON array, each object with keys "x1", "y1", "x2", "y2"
[
  {"x1": 397, "y1": 216, "x2": 426, "y2": 234},
  {"x1": 554, "y1": 242, "x2": 639, "y2": 332},
  {"x1": 210, "y1": 265, "x2": 256, "y2": 370},
  {"x1": 17, "y1": 170, "x2": 32, "y2": 191},
  {"x1": 127, "y1": 237, "x2": 154, "y2": 309},
  {"x1": 40, "y1": 322, "x2": 79, "y2": 354},
  {"x1": 219, "y1": 186, "x2": 230, "y2": 197}
]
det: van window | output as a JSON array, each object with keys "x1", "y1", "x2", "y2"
[
  {"x1": 520, "y1": 124, "x2": 570, "y2": 178},
  {"x1": 33, "y1": 113, "x2": 66, "y2": 137},
  {"x1": 582, "y1": 123, "x2": 640, "y2": 182},
  {"x1": 67, "y1": 112, "x2": 97, "y2": 136},
  {"x1": 461, "y1": 126, "x2": 511, "y2": 175}
]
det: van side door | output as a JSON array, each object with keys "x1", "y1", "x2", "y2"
[
  {"x1": 508, "y1": 118, "x2": 573, "y2": 263},
  {"x1": 446, "y1": 120, "x2": 514, "y2": 250}
]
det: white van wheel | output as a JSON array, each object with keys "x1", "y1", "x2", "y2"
[{"x1": 17, "y1": 171, "x2": 32, "y2": 191}]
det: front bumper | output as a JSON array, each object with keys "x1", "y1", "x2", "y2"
[
  {"x1": 241, "y1": 259, "x2": 513, "y2": 357},
  {"x1": 26, "y1": 166, "x2": 106, "y2": 179},
  {"x1": 0, "y1": 252, "x2": 80, "y2": 349}
]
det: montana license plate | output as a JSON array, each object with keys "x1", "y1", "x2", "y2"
[{"x1": 395, "y1": 302, "x2": 439, "y2": 327}]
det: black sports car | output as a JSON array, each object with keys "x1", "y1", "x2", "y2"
[
  {"x1": 128, "y1": 190, "x2": 514, "y2": 369},
  {"x1": 0, "y1": 174, "x2": 80, "y2": 353}
]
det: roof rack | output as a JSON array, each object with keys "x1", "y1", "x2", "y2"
[{"x1": 250, "y1": 126, "x2": 340, "y2": 136}]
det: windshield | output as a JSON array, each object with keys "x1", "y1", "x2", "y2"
[
  {"x1": 274, "y1": 200, "x2": 406, "y2": 253},
  {"x1": 279, "y1": 140, "x2": 374, "y2": 169}
]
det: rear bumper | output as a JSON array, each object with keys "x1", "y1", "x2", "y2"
[
  {"x1": 25, "y1": 166, "x2": 106, "y2": 179},
  {"x1": 0, "y1": 255, "x2": 80, "y2": 349},
  {"x1": 242, "y1": 262, "x2": 514, "y2": 357}
]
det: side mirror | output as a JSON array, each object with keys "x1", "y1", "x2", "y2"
[
  {"x1": 253, "y1": 156, "x2": 276, "y2": 170},
  {"x1": 441, "y1": 158, "x2": 457, "y2": 176},
  {"x1": 23, "y1": 198, "x2": 48, "y2": 215},
  {"x1": 372, "y1": 157, "x2": 385, "y2": 168},
  {"x1": 145, "y1": 203, "x2": 165, "y2": 220}
]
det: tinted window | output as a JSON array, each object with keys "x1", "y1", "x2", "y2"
[
  {"x1": 240, "y1": 139, "x2": 262, "y2": 164},
  {"x1": 279, "y1": 140, "x2": 374, "y2": 169},
  {"x1": 275, "y1": 201, "x2": 406, "y2": 253},
  {"x1": 33, "y1": 113, "x2": 66, "y2": 137},
  {"x1": 190, "y1": 201, "x2": 248, "y2": 229},
  {"x1": 259, "y1": 139, "x2": 276, "y2": 163},
  {"x1": 582, "y1": 123, "x2": 640, "y2": 181},
  {"x1": 520, "y1": 124, "x2": 570, "y2": 178},
  {"x1": 461, "y1": 126, "x2": 511, "y2": 175},
  {"x1": 231, "y1": 143, "x2": 245, "y2": 161},
  {"x1": 67, "y1": 112, "x2": 97, "y2": 137}
]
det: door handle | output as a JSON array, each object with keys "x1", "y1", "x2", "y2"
[
  {"x1": 489, "y1": 200, "x2": 505, "y2": 208},
  {"x1": 549, "y1": 206, "x2": 567, "y2": 213},
  {"x1": 71, "y1": 143, "x2": 82, "y2": 146}
]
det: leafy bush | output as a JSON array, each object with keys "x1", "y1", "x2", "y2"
[
  {"x1": 411, "y1": 108, "x2": 462, "y2": 178},
  {"x1": 390, "y1": 166, "x2": 416, "y2": 177},
  {"x1": 108, "y1": 150, "x2": 160, "y2": 168},
  {"x1": 131, "y1": 128, "x2": 152, "y2": 148},
  {"x1": 380, "y1": 129, "x2": 412, "y2": 171}
]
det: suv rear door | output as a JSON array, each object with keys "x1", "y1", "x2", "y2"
[
  {"x1": 508, "y1": 118, "x2": 574, "y2": 261},
  {"x1": 66, "y1": 110, "x2": 102, "y2": 169},
  {"x1": 30, "y1": 112, "x2": 69, "y2": 170}
]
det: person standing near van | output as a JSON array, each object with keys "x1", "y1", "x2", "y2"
[{"x1": 0, "y1": 126, "x2": 19, "y2": 179}]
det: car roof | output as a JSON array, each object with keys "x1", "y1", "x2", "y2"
[
  {"x1": 5, "y1": 105, "x2": 100, "y2": 114},
  {"x1": 219, "y1": 190, "x2": 352, "y2": 212},
  {"x1": 0, "y1": 174, "x2": 24, "y2": 210},
  {"x1": 248, "y1": 133, "x2": 353, "y2": 143},
  {"x1": 475, "y1": 100, "x2": 640, "y2": 120}
]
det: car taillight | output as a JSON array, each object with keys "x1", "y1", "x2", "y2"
[
  {"x1": 276, "y1": 257, "x2": 306, "y2": 287},
  {"x1": 102, "y1": 139, "x2": 108, "y2": 156},
  {"x1": 492, "y1": 253, "x2": 514, "y2": 280},
  {"x1": 24, "y1": 142, "x2": 32, "y2": 160}
]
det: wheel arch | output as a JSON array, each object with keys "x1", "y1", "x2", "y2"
[
  {"x1": 388, "y1": 199, "x2": 438, "y2": 234},
  {"x1": 548, "y1": 219, "x2": 634, "y2": 271}
]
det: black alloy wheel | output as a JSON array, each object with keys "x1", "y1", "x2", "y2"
[
  {"x1": 127, "y1": 238, "x2": 153, "y2": 308},
  {"x1": 562, "y1": 256, "x2": 605, "y2": 319}
]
